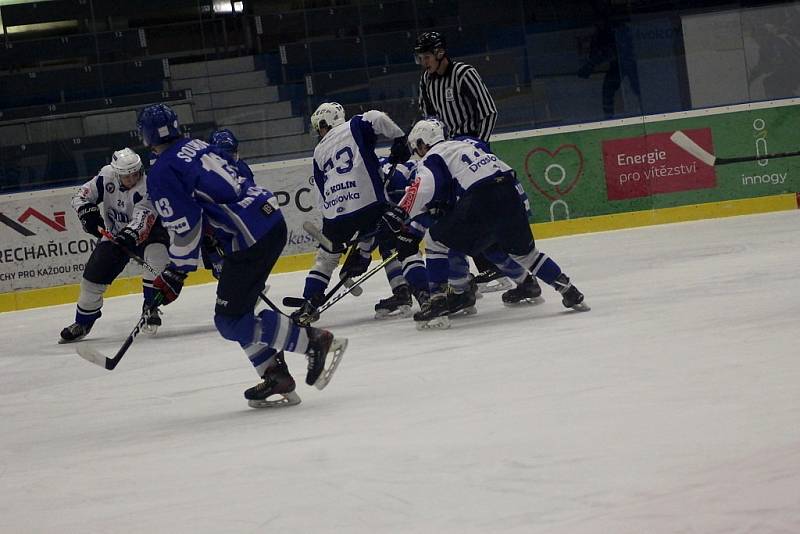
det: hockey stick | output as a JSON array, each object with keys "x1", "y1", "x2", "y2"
[
  {"x1": 99, "y1": 228, "x2": 160, "y2": 277},
  {"x1": 316, "y1": 251, "x2": 399, "y2": 314},
  {"x1": 76, "y1": 311, "x2": 150, "y2": 370},
  {"x1": 670, "y1": 131, "x2": 800, "y2": 166},
  {"x1": 302, "y1": 221, "x2": 365, "y2": 297},
  {"x1": 282, "y1": 274, "x2": 352, "y2": 308}
]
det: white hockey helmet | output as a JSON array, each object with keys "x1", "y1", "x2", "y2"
[
  {"x1": 408, "y1": 118, "x2": 446, "y2": 155},
  {"x1": 310, "y1": 102, "x2": 346, "y2": 133},
  {"x1": 111, "y1": 148, "x2": 143, "y2": 177}
]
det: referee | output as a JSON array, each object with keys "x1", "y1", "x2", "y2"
[
  {"x1": 415, "y1": 31, "x2": 497, "y2": 141},
  {"x1": 414, "y1": 31, "x2": 506, "y2": 289}
]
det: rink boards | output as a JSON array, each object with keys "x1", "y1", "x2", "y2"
[{"x1": 2, "y1": 98, "x2": 799, "y2": 312}]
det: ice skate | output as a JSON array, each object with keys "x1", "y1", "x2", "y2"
[
  {"x1": 141, "y1": 304, "x2": 162, "y2": 335},
  {"x1": 374, "y1": 284, "x2": 413, "y2": 319},
  {"x1": 553, "y1": 273, "x2": 590, "y2": 311},
  {"x1": 245, "y1": 352, "x2": 301, "y2": 408},
  {"x1": 305, "y1": 327, "x2": 348, "y2": 390},
  {"x1": 475, "y1": 267, "x2": 513, "y2": 293},
  {"x1": 413, "y1": 293, "x2": 451, "y2": 330},
  {"x1": 446, "y1": 286, "x2": 477, "y2": 317},
  {"x1": 58, "y1": 322, "x2": 93, "y2": 344},
  {"x1": 501, "y1": 275, "x2": 545, "y2": 306}
]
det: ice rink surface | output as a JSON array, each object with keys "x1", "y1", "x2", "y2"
[{"x1": 1, "y1": 210, "x2": 799, "y2": 533}]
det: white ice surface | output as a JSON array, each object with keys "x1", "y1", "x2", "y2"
[{"x1": 1, "y1": 211, "x2": 799, "y2": 534}]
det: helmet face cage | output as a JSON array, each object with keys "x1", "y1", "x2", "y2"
[
  {"x1": 137, "y1": 103, "x2": 181, "y2": 147},
  {"x1": 311, "y1": 102, "x2": 346, "y2": 133},
  {"x1": 209, "y1": 128, "x2": 239, "y2": 155},
  {"x1": 111, "y1": 148, "x2": 143, "y2": 185},
  {"x1": 408, "y1": 118, "x2": 446, "y2": 155}
]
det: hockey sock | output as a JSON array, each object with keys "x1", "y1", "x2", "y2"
[
  {"x1": 75, "y1": 304, "x2": 101, "y2": 325},
  {"x1": 530, "y1": 254, "x2": 562, "y2": 285},
  {"x1": 448, "y1": 251, "x2": 471, "y2": 293},
  {"x1": 424, "y1": 245, "x2": 449, "y2": 291},
  {"x1": 483, "y1": 248, "x2": 527, "y2": 283},
  {"x1": 215, "y1": 310, "x2": 310, "y2": 358},
  {"x1": 246, "y1": 346, "x2": 278, "y2": 377},
  {"x1": 402, "y1": 255, "x2": 428, "y2": 293},
  {"x1": 303, "y1": 248, "x2": 341, "y2": 299},
  {"x1": 142, "y1": 281, "x2": 158, "y2": 306}
]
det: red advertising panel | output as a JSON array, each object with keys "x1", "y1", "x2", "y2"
[{"x1": 602, "y1": 128, "x2": 717, "y2": 200}]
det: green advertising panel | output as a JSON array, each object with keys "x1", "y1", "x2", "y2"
[{"x1": 493, "y1": 102, "x2": 800, "y2": 223}]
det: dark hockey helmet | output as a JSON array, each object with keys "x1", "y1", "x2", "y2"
[
  {"x1": 414, "y1": 31, "x2": 446, "y2": 55},
  {"x1": 208, "y1": 128, "x2": 239, "y2": 154},
  {"x1": 137, "y1": 103, "x2": 181, "y2": 147}
]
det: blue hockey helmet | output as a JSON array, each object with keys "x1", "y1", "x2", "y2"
[
  {"x1": 208, "y1": 128, "x2": 239, "y2": 154},
  {"x1": 137, "y1": 103, "x2": 181, "y2": 147}
]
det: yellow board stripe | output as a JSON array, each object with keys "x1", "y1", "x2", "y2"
[{"x1": 1, "y1": 193, "x2": 796, "y2": 313}]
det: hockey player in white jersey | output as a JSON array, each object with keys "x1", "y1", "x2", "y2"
[
  {"x1": 293, "y1": 102, "x2": 426, "y2": 323},
  {"x1": 59, "y1": 148, "x2": 170, "y2": 343},
  {"x1": 383, "y1": 118, "x2": 588, "y2": 329}
]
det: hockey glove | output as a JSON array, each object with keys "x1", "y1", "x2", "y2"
[
  {"x1": 340, "y1": 248, "x2": 371, "y2": 280},
  {"x1": 377, "y1": 204, "x2": 408, "y2": 240},
  {"x1": 153, "y1": 266, "x2": 188, "y2": 305},
  {"x1": 201, "y1": 232, "x2": 223, "y2": 280},
  {"x1": 290, "y1": 294, "x2": 324, "y2": 326},
  {"x1": 388, "y1": 135, "x2": 411, "y2": 165},
  {"x1": 114, "y1": 226, "x2": 140, "y2": 250},
  {"x1": 77, "y1": 204, "x2": 105, "y2": 239},
  {"x1": 395, "y1": 230, "x2": 422, "y2": 261}
]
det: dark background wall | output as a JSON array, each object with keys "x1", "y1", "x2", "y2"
[{"x1": 1, "y1": 0, "x2": 798, "y2": 192}]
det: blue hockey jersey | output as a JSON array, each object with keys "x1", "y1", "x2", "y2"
[{"x1": 146, "y1": 138, "x2": 283, "y2": 273}]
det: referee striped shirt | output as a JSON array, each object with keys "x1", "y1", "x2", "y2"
[{"x1": 418, "y1": 60, "x2": 498, "y2": 142}]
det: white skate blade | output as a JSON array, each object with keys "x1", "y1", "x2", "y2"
[
  {"x1": 416, "y1": 315, "x2": 451, "y2": 330},
  {"x1": 58, "y1": 334, "x2": 87, "y2": 345},
  {"x1": 141, "y1": 324, "x2": 159, "y2": 336},
  {"x1": 374, "y1": 305, "x2": 412, "y2": 320},
  {"x1": 569, "y1": 301, "x2": 591, "y2": 312},
  {"x1": 502, "y1": 296, "x2": 545, "y2": 307},
  {"x1": 248, "y1": 390, "x2": 301, "y2": 408},
  {"x1": 314, "y1": 337, "x2": 347, "y2": 391},
  {"x1": 478, "y1": 278, "x2": 514, "y2": 293},
  {"x1": 450, "y1": 306, "x2": 477, "y2": 317}
]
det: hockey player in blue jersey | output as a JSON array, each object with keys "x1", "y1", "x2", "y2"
[
  {"x1": 383, "y1": 118, "x2": 588, "y2": 329},
  {"x1": 137, "y1": 103, "x2": 347, "y2": 408},
  {"x1": 201, "y1": 128, "x2": 255, "y2": 278},
  {"x1": 208, "y1": 128, "x2": 256, "y2": 188},
  {"x1": 294, "y1": 102, "x2": 427, "y2": 323}
]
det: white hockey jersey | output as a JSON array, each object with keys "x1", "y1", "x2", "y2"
[
  {"x1": 72, "y1": 164, "x2": 156, "y2": 243},
  {"x1": 399, "y1": 139, "x2": 515, "y2": 233},
  {"x1": 312, "y1": 110, "x2": 405, "y2": 222}
]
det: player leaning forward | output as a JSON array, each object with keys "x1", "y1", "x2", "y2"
[
  {"x1": 138, "y1": 103, "x2": 346, "y2": 407},
  {"x1": 389, "y1": 119, "x2": 589, "y2": 328},
  {"x1": 59, "y1": 148, "x2": 169, "y2": 343}
]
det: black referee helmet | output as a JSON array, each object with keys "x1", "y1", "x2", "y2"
[{"x1": 414, "y1": 31, "x2": 447, "y2": 55}]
